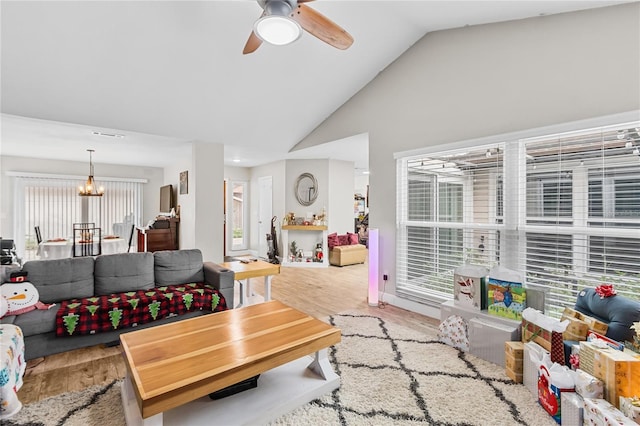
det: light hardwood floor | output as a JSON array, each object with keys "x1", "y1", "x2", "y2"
[{"x1": 17, "y1": 261, "x2": 439, "y2": 405}]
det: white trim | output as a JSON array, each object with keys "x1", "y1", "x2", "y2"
[
  {"x1": 381, "y1": 292, "x2": 440, "y2": 320},
  {"x1": 5, "y1": 170, "x2": 148, "y2": 183},
  {"x1": 393, "y1": 111, "x2": 640, "y2": 159}
]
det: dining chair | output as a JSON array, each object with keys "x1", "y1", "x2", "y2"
[
  {"x1": 73, "y1": 223, "x2": 101, "y2": 257},
  {"x1": 34, "y1": 226, "x2": 43, "y2": 244},
  {"x1": 127, "y1": 224, "x2": 135, "y2": 253}
]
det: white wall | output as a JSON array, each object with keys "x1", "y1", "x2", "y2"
[
  {"x1": 354, "y1": 174, "x2": 369, "y2": 200},
  {"x1": 0, "y1": 155, "x2": 164, "y2": 238},
  {"x1": 284, "y1": 159, "x2": 328, "y2": 220},
  {"x1": 162, "y1": 145, "x2": 193, "y2": 249},
  {"x1": 192, "y1": 142, "x2": 225, "y2": 262},
  {"x1": 328, "y1": 160, "x2": 355, "y2": 235},
  {"x1": 292, "y1": 4, "x2": 640, "y2": 302}
]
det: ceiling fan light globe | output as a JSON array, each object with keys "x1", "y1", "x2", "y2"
[{"x1": 254, "y1": 16, "x2": 301, "y2": 46}]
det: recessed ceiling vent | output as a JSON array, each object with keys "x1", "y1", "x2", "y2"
[{"x1": 92, "y1": 131, "x2": 125, "y2": 138}]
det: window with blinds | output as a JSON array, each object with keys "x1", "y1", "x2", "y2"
[
  {"x1": 396, "y1": 145, "x2": 504, "y2": 303},
  {"x1": 13, "y1": 175, "x2": 144, "y2": 260},
  {"x1": 522, "y1": 123, "x2": 640, "y2": 315},
  {"x1": 396, "y1": 121, "x2": 640, "y2": 313}
]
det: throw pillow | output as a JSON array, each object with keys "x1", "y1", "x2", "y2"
[
  {"x1": 327, "y1": 233, "x2": 339, "y2": 250},
  {"x1": 0, "y1": 281, "x2": 55, "y2": 318},
  {"x1": 347, "y1": 232, "x2": 359, "y2": 245},
  {"x1": 337, "y1": 234, "x2": 349, "y2": 246}
]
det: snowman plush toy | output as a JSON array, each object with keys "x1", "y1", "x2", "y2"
[{"x1": 0, "y1": 273, "x2": 55, "y2": 318}]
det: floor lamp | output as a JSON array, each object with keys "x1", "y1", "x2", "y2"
[{"x1": 368, "y1": 228, "x2": 379, "y2": 306}]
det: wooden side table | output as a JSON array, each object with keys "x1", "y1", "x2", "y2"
[{"x1": 219, "y1": 259, "x2": 280, "y2": 307}]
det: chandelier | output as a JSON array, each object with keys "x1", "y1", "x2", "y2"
[{"x1": 78, "y1": 149, "x2": 104, "y2": 196}]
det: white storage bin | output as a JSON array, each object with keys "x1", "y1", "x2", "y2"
[{"x1": 468, "y1": 317, "x2": 520, "y2": 366}]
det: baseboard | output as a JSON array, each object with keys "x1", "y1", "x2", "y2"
[{"x1": 379, "y1": 292, "x2": 440, "y2": 321}]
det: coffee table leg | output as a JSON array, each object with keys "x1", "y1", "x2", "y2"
[{"x1": 307, "y1": 348, "x2": 333, "y2": 380}]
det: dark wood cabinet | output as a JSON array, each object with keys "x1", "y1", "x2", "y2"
[{"x1": 137, "y1": 218, "x2": 179, "y2": 252}]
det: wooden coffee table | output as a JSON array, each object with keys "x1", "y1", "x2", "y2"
[{"x1": 120, "y1": 300, "x2": 340, "y2": 425}]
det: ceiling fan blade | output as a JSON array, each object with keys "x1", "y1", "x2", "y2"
[
  {"x1": 291, "y1": 3, "x2": 353, "y2": 50},
  {"x1": 243, "y1": 30, "x2": 263, "y2": 55},
  {"x1": 243, "y1": 11, "x2": 266, "y2": 55}
]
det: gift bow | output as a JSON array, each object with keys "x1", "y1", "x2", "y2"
[
  {"x1": 594, "y1": 284, "x2": 616, "y2": 299},
  {"x1": 569, "y1": 354, "x2": 580, "y2": 370}
]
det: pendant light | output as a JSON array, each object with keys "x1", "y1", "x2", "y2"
[{"x1": 78, "y1": 149, "x2": 104, "y2": 196}]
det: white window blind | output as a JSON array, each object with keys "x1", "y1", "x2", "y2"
[
  {"x1": 522, "y1": 123, "x2": 640, "y2": 315},
  {"x1": 396, "y1": 144, "x2": 504, "y2": 304},
  {"x1": 396, "y1": 121, "x2": 640, "y2": 314},
  {"x1": 13, "y1": 174, "x2": 144, "y2": 260}
]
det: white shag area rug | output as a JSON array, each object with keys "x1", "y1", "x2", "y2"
[{"x1": 5, "y1": 312, "x2": 557, "y2": 426}]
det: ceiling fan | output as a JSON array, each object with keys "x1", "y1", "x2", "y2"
[{"x1": 243, "y1": 0, "x2": 354, "y2": 54}]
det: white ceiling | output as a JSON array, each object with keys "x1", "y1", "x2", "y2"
[{"x1": 0, "y1": 1, "x2": 628, "y2": 170}]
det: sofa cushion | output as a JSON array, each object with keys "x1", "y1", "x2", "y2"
[
  {"x1": 22, "y1": 257, "x2": 95, "y2": 303},
  {"x1": 347, "y1": 232, "x2": 359, "y2": 245},
  {"x1": 13, "y1": 305, "x2": 60, "y2": 337},
  {"x1": 337, "y1": 234, "x2": 349, "y2": 246},
  {"x1": 94, "y1": 252, "x2": 155, "y2": 296},
  {"x1": 154, "y1": 249, "x2": 204, "y2": 286},
  {"x1": 327, "y1": 233, "x2": 339, "y2": 250},
  {"x1": 574, "y1": 287, "x2": 640, "y2": 343}
]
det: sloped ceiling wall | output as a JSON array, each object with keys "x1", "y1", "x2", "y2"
[{"x1": 293, "y1": 3, "x2": 640, "y2": 305}]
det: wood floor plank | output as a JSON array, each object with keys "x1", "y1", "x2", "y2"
[{"x1": 17, "y1": 261, "x2": 439, "y2": 404}]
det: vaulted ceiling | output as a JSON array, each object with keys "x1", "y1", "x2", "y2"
[{"x1": 1, "y1": 1, "x2": 628, "y2": 169}]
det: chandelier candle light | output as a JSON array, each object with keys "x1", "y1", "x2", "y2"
[{"x1": 78, "y1": 149, "x2": 104, "y2": 196}]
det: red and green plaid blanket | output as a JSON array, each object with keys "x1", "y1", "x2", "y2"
[{"x1": 55, "y1": 282, "x2": 227, "y2": 337}]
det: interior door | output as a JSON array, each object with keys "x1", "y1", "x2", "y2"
[{"x1": 258, "y1": 176, "x2": 273, "y2": 259}]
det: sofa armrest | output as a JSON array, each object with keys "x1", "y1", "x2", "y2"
[
  {"x1": 204, "y1": 261, "x2": 235, "y2": 309},
  {"x1": 203, "y1": 262, "x2": 234, "y2": 291}
]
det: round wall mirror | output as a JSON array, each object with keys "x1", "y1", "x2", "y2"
[{"x1": 295, "y1": 173, "x2": 318, "y2": 206}]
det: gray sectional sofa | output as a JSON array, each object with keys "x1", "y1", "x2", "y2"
[{"x1": 0, "y1": 249, "x2": 234, "y2": 360}]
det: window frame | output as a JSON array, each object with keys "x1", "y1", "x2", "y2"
[
  {"x1": 227, "y1": 179, "x2": 249, "y2": 252},
  {"x1": 395, "y1": 114, "x2": 640, "y2": 312}
]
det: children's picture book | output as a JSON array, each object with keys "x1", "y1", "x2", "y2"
[{"x1": 487, "y1": 267, "x2": 526, "y2": 321}]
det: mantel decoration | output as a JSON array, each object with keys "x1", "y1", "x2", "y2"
[{"x1": 78, "y1": 149, "x2": 104, "y2": 196}]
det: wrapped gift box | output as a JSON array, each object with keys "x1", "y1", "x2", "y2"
[
  {"x1": 580, "y1": 342, "x2": 640, "y2": 408},
  {"x1": 505, "y1": 341, "x2": 524, "y2": 382},
  {"x1": 619, "y1": 396, "x2": 640, "y2": 424},
  {"x1": 562, "y1": 307, "x2": 608, "y2": 336},
  {"x1": 561, "y1": 392, "x2": 584, "y2": 426},
  {"x1": 524, "y1": 341, "x2": 549, "y2": 397},
  {"x1": 574, "y1": 369, "x2": 604, "y2": 399},
  {"x1": 506, "y1": 367, "x2": 523, "y2": 383},
  {"x1": 583, "y1": 398, "x2": 636, "y2": 426},
  {"x1": 469, "y1": 317, "x2": 520, "y2": 367}
]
